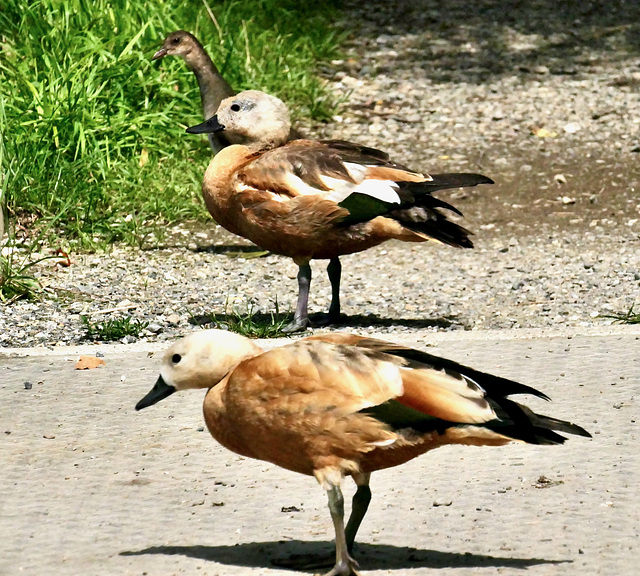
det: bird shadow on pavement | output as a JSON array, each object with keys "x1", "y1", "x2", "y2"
[
  {"x1": 322, "y1": 313, "x2": 459, "y2": 330},
  {"x1": 121, "y1": 540, "x2": 569, "y2": 571},
  {"x1": 187, "y1": 310, "x2": 460, "y2": 331},
  {"x1": 193, "y1": 244, "x2": 270, "y2": 258},
  {"x1": 142, "y1": 240, "x2": 268, "y2": 256}
]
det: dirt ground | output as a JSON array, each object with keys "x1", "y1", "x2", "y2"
[{"x1": 317, "y1": 0, "x2": 640, "y2": 239}]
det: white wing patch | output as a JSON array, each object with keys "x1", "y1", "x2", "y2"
[
  {"x1": 319, "y1": 175, "x2": 359, "y2": 203},
  {"x1": 369, "y1": 437, "x2": 397, "y2": 447},
  {"x1": 343, "y1": 162, "x2": 368, "y2": 182},
  {"x1": 237, "y1": 181, "x2": 290, "y2": 203},
  {"x1": 238, "y1": 159, "x2": 404, "y2": 206},
  {"x1": 353, "y1": 179, "x2": 402, "y2": 204},
  {"x1": 283, "y1": 172, "x2": 326, "y2": 197},
  {"x1": 274, "y1": 171, "x2": 359, "y2": 203}
]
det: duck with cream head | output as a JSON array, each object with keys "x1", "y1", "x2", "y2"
[
  {"x1": 186, "y1": 90, "x2": 495, "y2": 332},
  {"x1": 136, "y1": 329, "x2": 590, "y2": 576}
]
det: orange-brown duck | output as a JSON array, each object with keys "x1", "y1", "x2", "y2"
[
  {"x1": 186, "y1": 90, "x2": 494, "y2": 332},
  {"x1": 136, "y1": 330, "x2": 591, "y2": 576}
]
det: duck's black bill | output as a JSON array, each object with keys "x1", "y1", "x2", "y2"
[
  {"x1": 151, "y1": 48, "x2": 167, "y2": 61},
  {"x1": 186, "y1": 116, "x2": 225, "y2": 134},
  {"x1": 136, "y1": 375, "x2": 176, "y2": 410}
]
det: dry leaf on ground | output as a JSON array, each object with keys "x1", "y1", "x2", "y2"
[{"x1": 75, "y1": 356, "x2": 106, "y2": 370}]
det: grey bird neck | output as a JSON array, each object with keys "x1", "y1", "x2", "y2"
[
  {"x1": 188, "y1": 55, "x2": 234, "y2": 120},
  {"x1": 182, "y1": 43, "x2": 234, "y2": 153}
]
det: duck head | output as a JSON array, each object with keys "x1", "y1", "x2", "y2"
[
  {"x1": 135, "y1": 329, "x2": 263, "y2": 410},
  {"x1": 152, "y1": 30, "x2": 199, "y2": 61},
  {"x1": 186, "y1": 90, "x2": 292, "y2": 150}
]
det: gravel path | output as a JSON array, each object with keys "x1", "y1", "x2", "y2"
[{"x1": 1, "y1": 0, "x2": 639, "y2": 348}]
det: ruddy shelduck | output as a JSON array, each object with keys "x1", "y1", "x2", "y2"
[
  {"x1": 136, "y1": 329, "x2": 590, "y2": 576},
  {"x1": 186, "y1": 90, "x2": 493, "y2": 332}
]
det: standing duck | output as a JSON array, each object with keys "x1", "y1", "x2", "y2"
[
  {"x1": 136, "y1": 329, "x2": 591, "y2": 576},
  {"x1": 186, "y1": 90, "x2": 494, "y2": 332},
  {"x1": 152, "y1": 30, "x2": 302, "y2": 152}
]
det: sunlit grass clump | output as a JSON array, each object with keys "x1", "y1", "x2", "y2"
[
  {"x1": 0, "y1": 0, "x2": 342, "y2": 248},
  {"x1": 601, "y1": 305, "x2": 640, "y2": 325},
  {"x1": 81, "y1": 315, "x2": 150, "y2": 341},
  {"x1": 188, "y1": 299, "x2": 291, "y2": 339}
]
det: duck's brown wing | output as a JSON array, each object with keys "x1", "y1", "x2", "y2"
[
  {"x1": 306, "y1": 334, "x2": 591, "y2": 444},
  {"x1": 237, "y1": 140, "x2": 492, "y2": 248},
  {"x1": 319, "y1": 139, "x2": 413, "y2": 171},
  {"x1": 236, "y1": 141, "x2": 358, "y2": 198}
]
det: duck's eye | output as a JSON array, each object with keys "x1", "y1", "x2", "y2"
[
  {"x1": 172, "y1": 37, "x2": 181, "y2": 45},
  {"x1": 230, "y1": 103, "x2": 241, "y2": 112},
  {"x1": 171, "y1": 353, "x2": 182, "y2": 364}
]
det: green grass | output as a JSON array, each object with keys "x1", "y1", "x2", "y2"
[
  {"x1": 81, "y1": 314, "x2": 149, "y2": 341},
  {"x1": 600, "y1": 305, "x2": 640, "y2": 324},
  {"x1": 0, "y1": 251, "x2": 44, "y2": 303},
  {"x1": 0, "y1": 0, "x2": 344, "y2": 248},
  {"x1": 188, "y1": 300, "x2": 291, "y2": 338},
  {"x1": 0, "y1": 218, "x2": 63, "y2": 302}
]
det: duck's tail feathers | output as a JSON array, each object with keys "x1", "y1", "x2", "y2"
[
  {"x1": 425, "y1": 173, "x2": 494, "y2": 191},
  {"x1": 488, "y1": 397, "x2": 592, "y2": 445},
  {"x1": 396, "y1": 173, "x2": 493, "y2": 205},
  {"x1": 344, "y1": 338, "x2": 591, "y2": 446},
  {"x1": 388, "y1": 174, "x2": 492, "y2": 248},
  {"x1": 397, "y1": 213, "x2": 474, "y2": 249},
  {"x1": 370, "y1": 345, "x2": 552, "y2": 401}
]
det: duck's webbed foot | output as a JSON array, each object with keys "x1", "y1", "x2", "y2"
[
  {"x1": 319, "y1": 555, "x2": 362, "y2": 576},
  {"x1": 282, "y1": 316, "x2": 310, "y2": 333}
]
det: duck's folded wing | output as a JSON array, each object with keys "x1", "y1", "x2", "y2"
[
  {"x1": 303, "y1": 335, "x2": 496, "y2": 425},
  {"x1": 255, "y1": 336, "x2": 495, "y2": 427},
  {"x1": 235, "y1": 141, "x2": 424, "y2": 210},
  {"x1": 231, "y1": 339, "x2": 405, "y2": 414},
  {"x1": 236, "y1": 141, "x2": 490, "y2": 244},
  {"x1": 308, "y1": 333, "x2": 549, "y2": 400},
  {"x1": 236, "y1": 141, "x2": 361, "y2": 202},
  {"x1": 309, "y1": 333, "x2": 591, "y2": 444},
  {"x1": 319, "y1": 139, "x2": 412, "y2": 171}
]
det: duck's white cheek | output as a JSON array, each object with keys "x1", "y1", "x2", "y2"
[{"x1": 160, "y1": 368, "x2": 177, "y2": 389}]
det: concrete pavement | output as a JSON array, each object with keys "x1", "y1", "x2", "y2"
[{"x1": 1, "y1": 325, "x2": 638, "y2": 576}]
